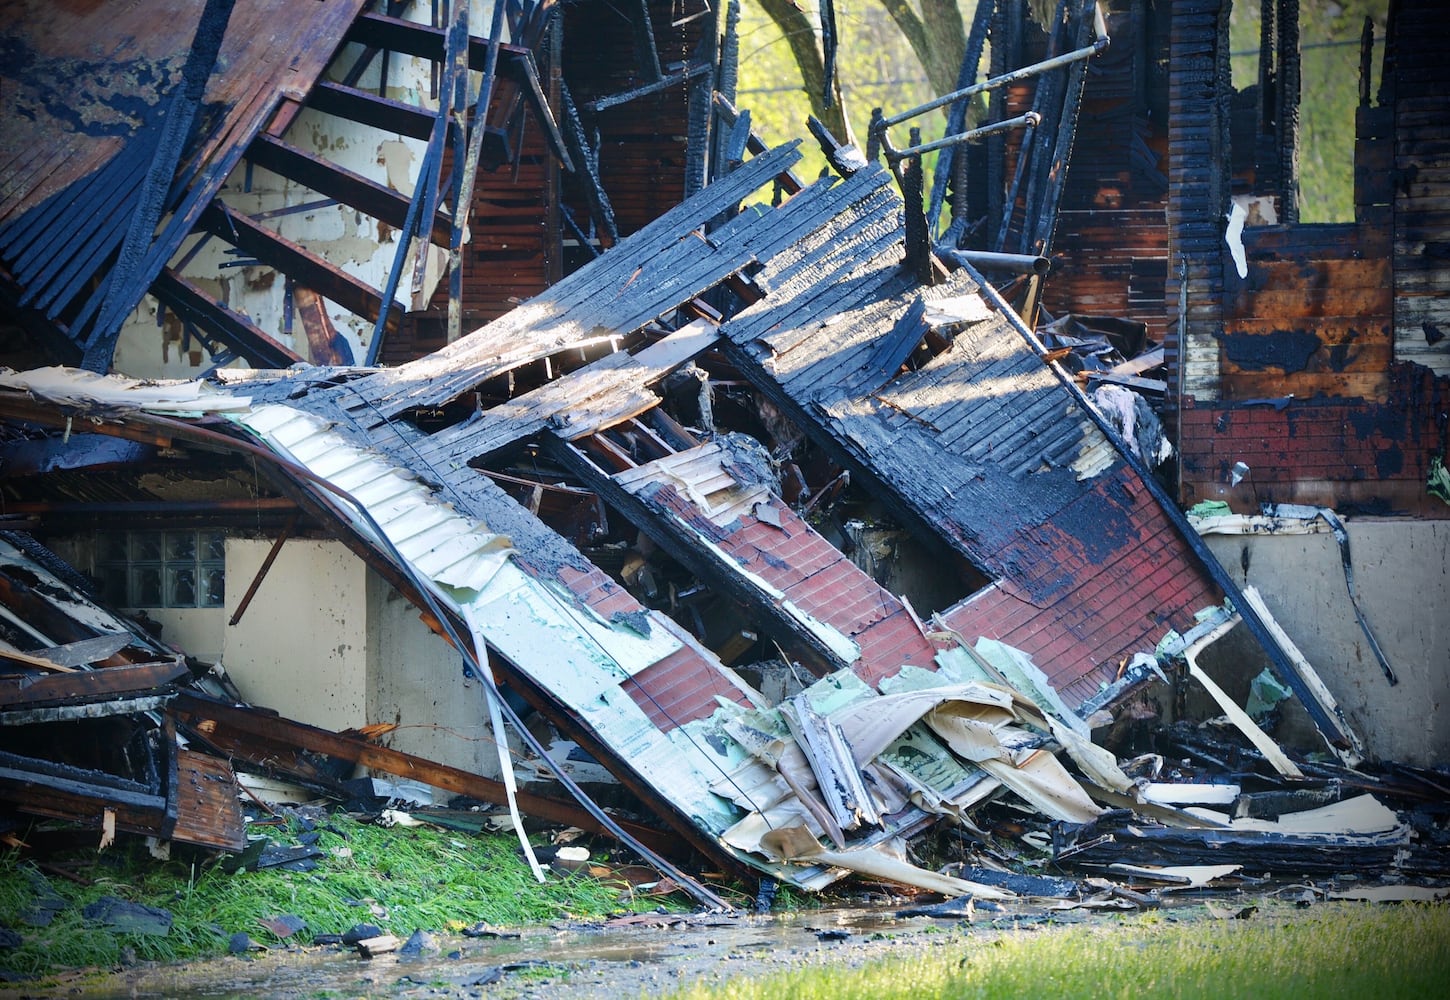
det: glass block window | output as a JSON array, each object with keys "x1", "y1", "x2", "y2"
[{"x1": 96, "y1": 531, "x2": 226, "y2": 609}]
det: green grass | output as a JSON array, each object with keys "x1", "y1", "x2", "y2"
[
  {"x1": 0, "y1": 813, "x2": 669, "y2": 980},
  {"x1": 667, "y1": 902, "x2": 1450, "y2": 999}
]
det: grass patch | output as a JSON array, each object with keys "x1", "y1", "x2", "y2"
[
  {"x1": 0, "y1": 813, "x2": 672, "y2": 980},
  {"x1": 667, "y1": 901, "x2": 1450, "y2": 1000}
]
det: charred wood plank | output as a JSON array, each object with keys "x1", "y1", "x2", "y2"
[
  {"x1": 197, "y1": 201, "x2": 400, "y2": 332},
  {"x1": 151, "y1": 269, "x2": 302, "y2": 370},
  {"x1": 346, "y1": 11, "x2": 535, "y2": 78},
  {"x1": 245, "y1": 135, "x2": 455, "y2": 247},
  {"x1": 0, "y1": 752, "x2": 164, "y2": 811},
  {"x1": 169, "y1": 747, "x2": 246, "y2": 851},
  {"x1": 585, "y1": 60, "x2": 710, "y2": 113},
  {"x1": 0, "y1": 659, "x2": 188, "y2": 710},
  {"x1": 307, "y1": 81, "x2": 444, "y2": 140}
]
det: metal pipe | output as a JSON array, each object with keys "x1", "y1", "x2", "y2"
[
  {"x1": 880, "y1": 33, "x2": 1109, "y2": 128},
  {"x1": 886, "y1": 111, "x2": 1040, "y2": 161},
  {"x1": 937, "y1": 248, "x2": 1050, "y2": 275}
]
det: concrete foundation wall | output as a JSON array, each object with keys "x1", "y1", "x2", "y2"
[
  {"x1": 144, "y1": 607, "x2": 224, "y2": 663},
  {"x1": 1205, "y1": 519, "x2": 1450, "y2": 765}
]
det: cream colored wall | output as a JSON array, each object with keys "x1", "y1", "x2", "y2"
[
  {"x1": 1205, "y1": 519, "x2": 1450, "y2": 766},
  {"x1": 142, "y1": 607, "x2": 225, "y2": 663},
  {"x1": 216, "y1": 537, "x2": 501, "y2": 778},
  {"x1": 365, "y1": 572, "x2": 502, "y2": 778},
  {"x1": 221, "y1": 538, "x2": 369, "y2": 730}
]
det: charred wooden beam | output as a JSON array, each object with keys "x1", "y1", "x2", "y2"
[
  {"x1": 928, "y1": 0, "x2": 996, "y2": 237},
  {"x1": 584, "y1": 60, "x2": 710, "y2": 113},
  {"x1": 629, "y1": 0, "x2": 664, "y2": 81},
  {"x1": 1026, "y1": 0, "x2": 1095, "y2": 256},
  {"x1": 0, "y1": 660, "x2": 189, "y2": 711},
  {"x1": 168, "y1": 690, "x2": 675, "y2": 856},
  {"x1": 245, "y1": 135, "x2": 455, "y2": 247},
  {"x1": 0, "y1": 499, "x2": 302, "y2": 536},
  {"x1": 307, "y1": 81, "x2": 445, "y2": 140},
  {"x1": 560, "y1": 83, "x2": 618, "y2": 241},
  {"x1": 345, "y1": 11, "x2": 534, "y2": 75},
  {"x1": 1275, "y1": 0, "x2": 1300, "y2": 223},
  {"x1": 197, "y1": 201, "x2": 400, "y2": 332},
  {"x1": 152, "y1": 268, "x2": 302, "y2": 370},
  {"x1": 451, "y1": 0, "x2": 509, "y2": 342}
]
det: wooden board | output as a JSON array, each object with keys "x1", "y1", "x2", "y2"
[{"x1": 169, "y1": 748, "x2": 246, "y2": 852}]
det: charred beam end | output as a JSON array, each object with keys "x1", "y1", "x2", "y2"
[
  {"x1": 152, "y1": 269, "x2": 302, "y2": 370},
  {"x1": 937, "y1": 247, "x2": 1051, "y2": 276},
  {"x1": 900, "y1": 139, "x2": 934, "y2": 286},
  {"x1": 807, "y1": 115, "x2": 868, "y2": 179},
  {"x1": 245, "y1": 135, "x2": 455, "y2": 247},
  {"x1": 714, "y1": 94, "x2": 805, "y2": 193},
  {"x1": 197, "y1": 201, "x2": 401, "y2": 332},
  {"x1": 583, "y1": 60, "x2": 709, "y2": 114}
]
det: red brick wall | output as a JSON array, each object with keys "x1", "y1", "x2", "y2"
[{"x1": 1178, "y1": 363, "x2": 1450, "y2": 516}]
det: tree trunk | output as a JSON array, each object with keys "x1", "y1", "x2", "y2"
[
  {"x1": 757, "y1": 0, "x2": 857, "y2": 145},
  {"x1": 878, "y1": 0, "x2": 968, "y2": 99}
]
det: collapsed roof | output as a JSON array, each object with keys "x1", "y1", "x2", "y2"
[{"x1": 0, "y1": 136, "x2": 1364, "y2": 890}]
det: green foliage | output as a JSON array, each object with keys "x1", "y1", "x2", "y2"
[
  {"x1": 0, "y1": 815, "x2": 665, "y2": 980},
  {"x1": 667, "y1": 901, "x2": 1450, "y2": 999}
]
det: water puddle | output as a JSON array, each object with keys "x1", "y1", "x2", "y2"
[{"x1": 67, "y1": 896, "x2": 1216, "y2": 999}]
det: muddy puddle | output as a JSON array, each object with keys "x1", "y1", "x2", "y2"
[{"x1": 50, "y1": 894, "x2": 1221, "y2": 999}]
